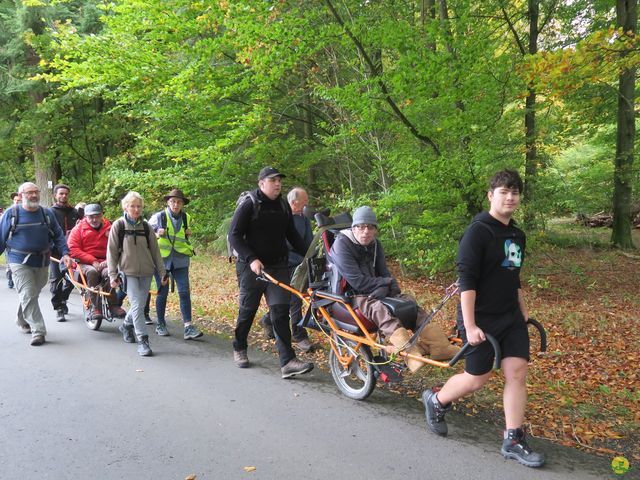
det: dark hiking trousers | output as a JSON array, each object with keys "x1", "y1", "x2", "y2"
[
  {"x1": 49, "y1": 261, "x2": 73, "y2": 310},
  {"x1": 233, "y1": 260, "x2": 295, "y2": 367}
]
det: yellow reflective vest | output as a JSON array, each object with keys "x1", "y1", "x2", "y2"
[{"x1": 157, "y1": 210, "x2": 194, "y2": 258}]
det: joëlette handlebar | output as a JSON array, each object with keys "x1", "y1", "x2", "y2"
[
  {"x1": 527, "y1": 317, "x2": 547, "y2": 352},
  {"x1": 448, "y1": 334, "x2": 501, "y2": 370}
]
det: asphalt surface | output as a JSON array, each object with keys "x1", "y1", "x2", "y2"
[{"x1": 0, "y1": 269, "x2": 616, "y2": 479}]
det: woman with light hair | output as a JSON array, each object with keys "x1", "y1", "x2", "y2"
[{"x1": 107, "y1": 191, "x2": 167, "y2": 356}]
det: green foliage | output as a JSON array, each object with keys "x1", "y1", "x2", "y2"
[{"x1": 1, "y1": 0, "x2": 637, "y2": 269}]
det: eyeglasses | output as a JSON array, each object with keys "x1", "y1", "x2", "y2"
[
  {"x1": 354, "y1": 224, "x2": 377, "y2": 231},
  {"x1": 22, "y1": 190, "x2": 39, "y2": 196}
]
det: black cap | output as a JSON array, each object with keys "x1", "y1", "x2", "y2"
[{"x1": 258, "y1": 166, "x2": 286, "y2": 181}]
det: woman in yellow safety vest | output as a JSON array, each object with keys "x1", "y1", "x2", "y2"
[{"x1": 148, "y1": 188, "x2": 202, "y2": 340}]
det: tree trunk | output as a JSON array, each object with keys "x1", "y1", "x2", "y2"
[
  {"x1": 523, "y1": 0, "x2": 539, "y2": 228},
  {"x1": 612, "y1": 0, "x2": 637, "y2": 249}
]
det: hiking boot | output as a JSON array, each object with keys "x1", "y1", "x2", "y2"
[
  {"x1": 281, "y1": 358, "x2": 314, "y2": 379},
  {"x1": 422, "y1": 388, "x2": 451, "y2": 436},
  {"x1": 110, "y1": 306, "x2": 126, "y2": 318},
  {"x1": 233, "y1": 349, "x2": 249, "y2": 368},
  {"x1": 184, "y1": 324, "x2": 203, "y2": 340},
  {"x1": 155, "y1": 322, "x2": 170, "y2": 336},
  {"x1": 501, "y1": 428, "x2": 545, "y2": 468},
  {"x1": 137, "y1": 335, "x2": 153, "y2": 356},
  {"x1": 118, "y1": 323, "x2": 136, "y2": 343},
  {"x1": 144, "y1": 313, "x2": 154, "y2": 325},
  {"x1": 30, "y1": 335, "x2": 45, "y2": 346},
  {"x1": 91, "y1": 307, "x2": 103, "y2": 321},
  {"x1": 293, "y1": 338, "x2": 313, "y2": 353},
  {"x1": 56, "y1": 309, "x2": 66, "y2": 322},
  {"x1": 259, "y1": 313, "x2": 275, "y2": 340}
]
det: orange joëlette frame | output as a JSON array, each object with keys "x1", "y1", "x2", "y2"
[{"x1": 261, "y1": 272, "x2": 459, "y2": 370}]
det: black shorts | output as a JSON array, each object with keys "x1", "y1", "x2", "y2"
[{"x1": 461, "y1": 309, "x2": 530, "y2": 376}]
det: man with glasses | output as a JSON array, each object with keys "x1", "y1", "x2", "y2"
[
  {"x1": 67, "y1": 203, "x2": 126, "y2": 321},
  {"x1": 0, "y1": 182, "x2": 71, "y2": 346},
  {"x1": 148, "y1": 188, "x2": 202, "y2": 340},
  {"x1": 330, "y1": 206, "x2": 459, "y2": 372}
]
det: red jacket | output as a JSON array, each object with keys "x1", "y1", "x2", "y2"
[{"x1": 68, "y1": 217, "x2": 112, "y2": 264}]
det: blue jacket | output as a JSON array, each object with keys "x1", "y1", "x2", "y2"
[{"x1": 0, "y1": 205, "x2": 69, "y2": 267}]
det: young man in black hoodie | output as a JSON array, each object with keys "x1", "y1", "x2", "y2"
[
  {"x1": 49, "y1": 184, "x2": 80, "y2": 322},
  {"x1": 422, "y1": 170, "x2": 545, "y2": 468},
  {"x1": 228, "y1": 167, "x2": 314, "y2": 379}
]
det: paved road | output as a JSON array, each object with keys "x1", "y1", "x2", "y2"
[{"x1": 0, "y1": 272, "x2": 614, "y2": 479}]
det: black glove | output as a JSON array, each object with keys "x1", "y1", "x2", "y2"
[
  {"x1": 369, "y1": 285, "x2": 390, "y2": 300},
  {"x1": 389, "y1": 279, "x2": 401, "y2": 296}
]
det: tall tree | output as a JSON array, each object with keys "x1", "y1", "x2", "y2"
[{"x1": 612, "y1": 0, "x2": 637, "y2": 248}]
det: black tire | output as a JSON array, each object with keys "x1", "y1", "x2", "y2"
[
  {"x1": 82, "y1": 296, "x2": 102, "y2": 331},
  {"x1": 328, "y1": 335, "x2": 376, "y2": 400}
]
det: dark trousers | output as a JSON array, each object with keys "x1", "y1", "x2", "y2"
[
  {"x1": 233, "y1": 260, "x2": 295, "y2": 366},
  {"x1": 49, "y1": 261, "x2": 74, "y2": 310}
]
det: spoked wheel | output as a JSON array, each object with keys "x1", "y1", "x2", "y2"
[
  {"x1": 82, "y1": 292, "x2": 102, "y2": 331},
  {"x1": 328, "y1": 334, "x2": 376, "y2": 400}
]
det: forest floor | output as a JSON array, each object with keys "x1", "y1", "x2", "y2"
[{"x1": 176, "y1": 223, "x2": 639, "y2": 464}]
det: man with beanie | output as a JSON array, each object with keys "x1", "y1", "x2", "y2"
[
  {"x1": 422, "y1": 169, "x2": 544, "y2": 468},
  {"x1": 330, "y1": 206, "x2": 459, "y2": 372},
  {"x1": 228, "y1": 167, "x2": 314, "y2": 378}
]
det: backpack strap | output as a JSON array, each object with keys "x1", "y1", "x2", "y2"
[
  {"x1": 118, "y1": 218, "x2": 152, "y2": 253},
  {"x1": 7, "y1": 205, "x2": 19, "y2": 241}
]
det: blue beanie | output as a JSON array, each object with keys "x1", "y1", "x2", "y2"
[{"x1": 352, "y1": 206, "x2": 378, "y2": 227}]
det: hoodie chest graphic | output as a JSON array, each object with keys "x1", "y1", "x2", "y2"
[{"x1": 501, "y1": 239, "x2": 522, "y2": 269}]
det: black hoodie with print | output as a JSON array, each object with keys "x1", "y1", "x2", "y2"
[{"x1": 456, "y1": 211, "x2": 526, "y2": 316}]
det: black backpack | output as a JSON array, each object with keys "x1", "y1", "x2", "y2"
[
  {"x1": 116, "y1": 218, "x2": 152, "y2": 253},
  {"x1": 6, "y1": 205, "x2": 54, "y2": 242},
  {"x1": 226, "y1": 190, "x2": 288, "y2": 261}
]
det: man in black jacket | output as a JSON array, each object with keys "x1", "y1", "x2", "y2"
[
  {"x1": 228, "y1": 167, "x2": 314, "y2": 379},
  {"x1": 422, "y1": 169, "x2": 544, "y2": 468},
  {"x1": 49, "y1": 184, "x2": 80, "y2": 322}
]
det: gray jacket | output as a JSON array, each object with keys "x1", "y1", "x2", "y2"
[
  {"x1": 330, "y1": 229, "x2": 393, "y2": 295},
  {"x1": 107, "y1": 217, "x2": 166, "y2": 281}
]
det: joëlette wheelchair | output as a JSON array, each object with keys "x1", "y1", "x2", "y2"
[
  {"x1": 261, "y1": 211, "x2": 547, "y2": 401},
  {"x1": 52, "y1": 257, "x2": 125, "y2": 331}
]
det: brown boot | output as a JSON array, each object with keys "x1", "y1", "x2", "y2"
[
  {"x1": 388, "y1": 327, "x2": 426, "y2": 373},
  {"x1": 418, "y1": 323, "x2": 460, "y2": 361}
]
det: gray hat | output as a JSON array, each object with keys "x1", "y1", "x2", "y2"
[
  {"x1": 352, "y1": 206, "x2": 378, "y2": 227},
  {"x1": 84, "y1": 203, "x2": 103, "y2": 216}
]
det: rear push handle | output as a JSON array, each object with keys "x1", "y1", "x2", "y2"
[
  {"x1": 448, "y1": 334, "x2": 502, "y2": 370},
  {"x1": 526, "y1": 317, "x2": 547, "y2": 352}
]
